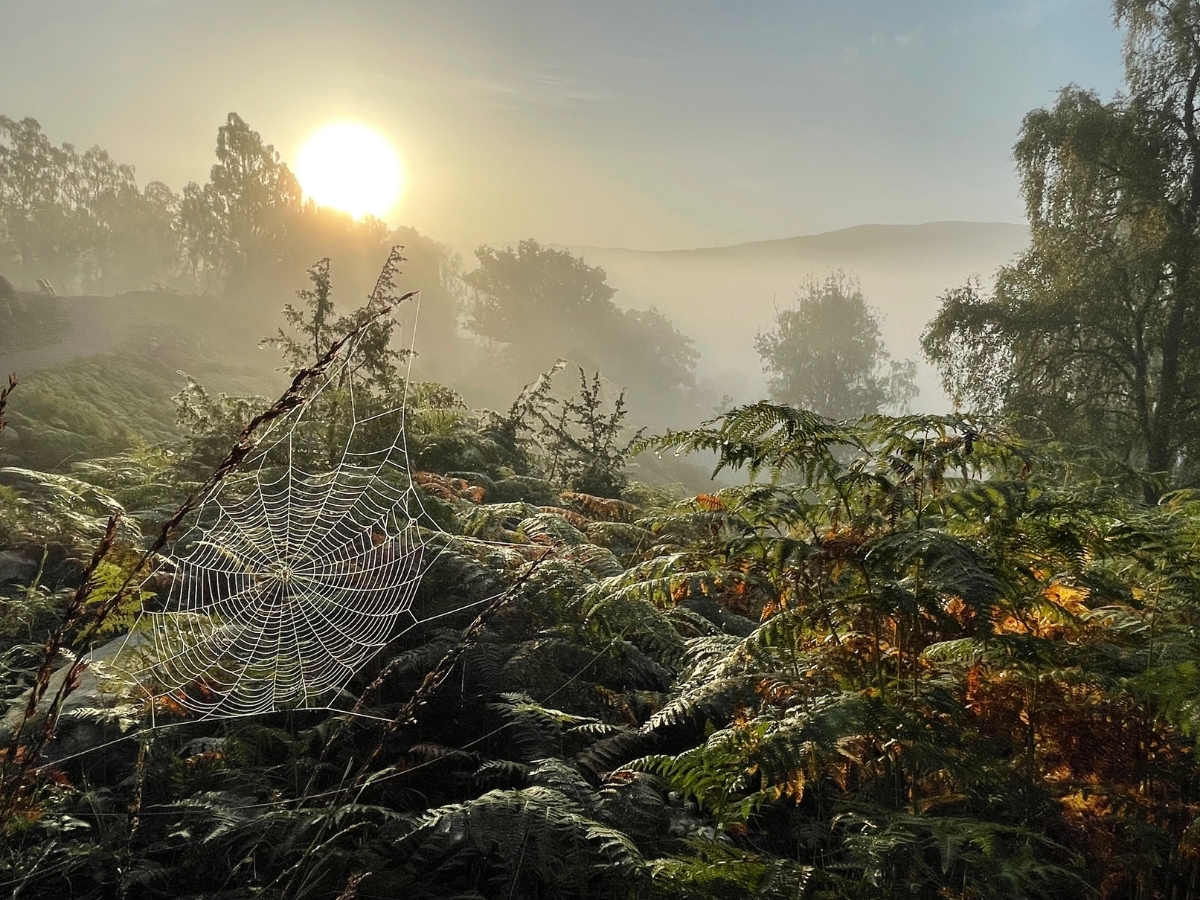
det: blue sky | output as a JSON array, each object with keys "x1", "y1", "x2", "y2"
[{"x1": 0, "y1": 0, "x2": 1124, "y2": 248}]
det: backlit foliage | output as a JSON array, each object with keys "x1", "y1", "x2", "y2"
[{"x1": 4, "y1": 400, "x2": 1200, "y2": 898}]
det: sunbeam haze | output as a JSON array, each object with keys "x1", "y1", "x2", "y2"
[{"x1": 4, "y1": 3, "x2": 1200, "y2": 899}]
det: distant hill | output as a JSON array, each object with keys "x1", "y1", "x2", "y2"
[{"x1": 552, "y1": 222, "x2": 1030, "y2": 409}]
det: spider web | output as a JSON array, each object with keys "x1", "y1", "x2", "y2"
[{"x1": 113, "y1": 317, "x2": 441, "y2": 719}]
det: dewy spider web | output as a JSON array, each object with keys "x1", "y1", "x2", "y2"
[{"x1": 114, "y1": 308, "x2": 438, "y2": 719}]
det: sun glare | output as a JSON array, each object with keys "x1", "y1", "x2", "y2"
[{"x1": 296, "y1": 123, "x2": 403, "y2": 219}]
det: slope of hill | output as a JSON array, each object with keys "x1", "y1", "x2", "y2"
[
  {"x1": 0, "y1": 291, "x2": 290, "y2": 469},
  {"x1": 556, "y1": 221, "x2": 1030, "y2": 409},
  {"x1": 0, "y1": 291, "x2": 282, "y2": 390}
]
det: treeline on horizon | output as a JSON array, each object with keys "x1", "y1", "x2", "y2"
[
  {"x1": 6, "y1": 1, "x2": 1200, "y2": 898},
  {"x1": 0, "y1": 111, "x2": 708, "y2": 429},
  {"x1": 0, "y1": 107, "x2": 935, "y2": 438}
]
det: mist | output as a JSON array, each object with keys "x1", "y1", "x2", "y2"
[
  {"x1": 0, "y1": 110, "x2": 1030, "y2": 485},
  {"x1": 11, "y1": 3, "x2": 1200, "y2": 898}
]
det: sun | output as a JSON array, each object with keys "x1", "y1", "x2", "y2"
[{"x1": 296, "y1": 123, "x2": 403, "y2": 219}]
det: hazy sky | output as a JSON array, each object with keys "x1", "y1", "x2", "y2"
[{"x1": 1, "y1": 0, "x2": 1123, "y2": 249}]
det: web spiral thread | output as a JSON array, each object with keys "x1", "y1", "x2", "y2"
[{"x1": 114, "y1": 328, "x2": 432, "y2": 719}]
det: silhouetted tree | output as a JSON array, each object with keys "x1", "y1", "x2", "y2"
[
  {"x1": 465, "y1": 239, "x2": 698, "y2": 422},
  {"x1": 0, "y1": 111, "x2": 467, "y2": 351},
  {"x1": 466, "y1": 240, "x2": 615, "y2": 357},
  {"x1": 178, "y1": 112, "x2": 303, "y2": 283},
  {"x1": 925, "y1": 1, "x2": 1200, "y2": 500},
  {"x1": 0, "y1": 116, "x2": 181, "y2": 292},
  {"x1": 0, "y1": 116, "x2": 70, "y2": 281},
  {"x1": 757, "y1": 272, "x2": 916, "y2": 419}
]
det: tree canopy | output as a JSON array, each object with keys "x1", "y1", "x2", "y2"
[
  {"x1": 465, "y1": 239, "x2": 699, "y2": 423},
  {"x1": 924, "y1": 0, "x2": 1200, "y2": 499},
  {"x1": 177, "y1": 112, "x2": 304, "y2": 282},
  {"x1": 756, "y1": 272, "x2": 916, "y2": 420},
  {"x1": 0, "y1": 115, "x2": 179, "y2": 293}
]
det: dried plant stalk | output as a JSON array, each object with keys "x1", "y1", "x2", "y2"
[
  {"x1": 3, "y1": 253, "x2": 416, "y2": 782},
  {"x1": 0, "y1": 373, "x2": 16, "y2": 436}
]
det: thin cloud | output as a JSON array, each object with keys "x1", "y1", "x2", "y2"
[
  {"x1": 1007, "y1": 0, "x2": 1082, "y2": 32},
  {"x1": 866, "y1": 27, "x2": 922, "y2": 51},
  {"x1": 461, "y1": 67, "x2": 607, "y2": 107}
]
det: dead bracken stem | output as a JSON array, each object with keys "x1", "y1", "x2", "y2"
[
  {"x1": 280, "y1": 550, "x2": 550, "y2": 900},
  {"x1": 0, "y1": 372, "x2": 16, "y2": 436},
  {"x1": 0, "y1": 513, "x2": 120, "y2": 818},
  {"x1": 297, "y1": 548, "x2": 552, "y2": 809},
  {"x1": 64, "y1": 273, "x2": 418, "y2": 713},
  {"x1": 2, "y1": 252, "x2": 416, "y2": 790}
]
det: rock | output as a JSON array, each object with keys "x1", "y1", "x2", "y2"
[
  {"x1": 40, "y1": 541, "x2": 68, "y2": 572},
  {"x1": 0, "y1": 542, "x2": 89, "y2": 590},
  {"x1": 13, "y1": 540, "x2": 44, "y2": 561},
  {"x1": 39, "y1": 542, "x2": 86, "y2": 589},
  {"x1": 0, "y1": 630, "x2": 151, "y2": 766},
  {"x1": 50, "y1": 557, "x2": 87, "y2": 590},
  {"x1": 0, "y1": 550, "x2": 35, "y2": 587}
]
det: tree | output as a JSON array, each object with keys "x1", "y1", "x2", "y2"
[
  {"x1": 464, "y1": 239, "x2": 698, "y2": 423},
  {"x1": 537, "y1": 368, "x2": 644, "y2": 497},
  {"x1": 0, "y1": 112, "x2": 462, "y2": 317},
  {"x1": 90, "y1": 176, "x2": 180, "y2": 293},
  {"x1": 0, "y1": 116, "x2": 70, "y2": 281},
  {"x1": 176, "y1": 113, "x2": 427, "y2": 320},
  {"x1": 178, "y1": 112, "x2": 303, "y2": 282},
  {"x1": 756, "y1": 272, "x2": 916, "y2": 420},
  {"x1": 0, "y1": 116, "x2": 182, "y2": 292},
  {"x1": 466, "y1": 239, "x2": 615, "y2": 355},
  {"x1": 924, "y1": 1, "x2": 1200, "y2": 500},
  {"x1": 261, "y1": 250, "x2": 408, "y2": 461}
]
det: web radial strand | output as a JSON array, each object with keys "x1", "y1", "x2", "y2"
[{"x1": 117, "y1": 350, "x2": 432, "y2": 719}]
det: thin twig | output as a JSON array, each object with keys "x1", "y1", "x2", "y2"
[
  {"x1": 283, "y1": 550, "x2": 550, "y2": 900},
  {"x1": 0, "y1": 373, "x2": 16, "y2": 436},
  {"x1": 298, "y1": 549, "x2": 551, "y2": 807},
  {"x1": 64, "y1": 284, "x2": 420, "y2": 711},
  {"x1": 14, "y1": 274, "x2": 417, "y2": 773},
  {"x1": 0, "y1": 514, "x2": 120, "y2": 807},
  {"x1": 348, "y1": 549, "x2": 551, "y2": 791}
]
